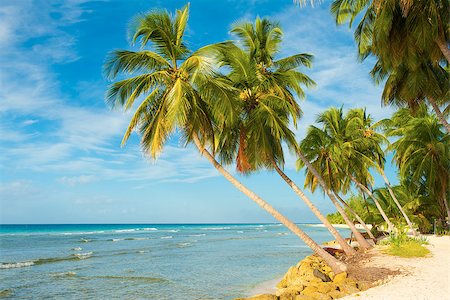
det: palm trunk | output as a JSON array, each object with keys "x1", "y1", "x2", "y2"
[
  {"x1": 348, "y1": 174, "x2": 395, "y2": 232},
  {"x1": 378, "y1": 168, "x2": 418, "y2": 236},
  {"x1": 441, "y1": 180, "x2": 450, "y2": 225},
  {"x1": 443, "y1": 192, "x2": 450, "y2": 228},
  {"x1": 333, "y1": 192, "x2": 376, "y2": 240},
  {"x1": 297, "y1": 151, "x2": 372, "y2": 250},
  {"x1": 428, "y1": 96, "x2": 450, "y2": 134},
  {"x1": 435, "y1": 38, "x2": 450, "y2": 64},
  {"x1": 192, "y1": 134, "x2": 347, "y2": 274},
  {"x1": 272, "y1": 162, "x2": 356, "y2": 256}
]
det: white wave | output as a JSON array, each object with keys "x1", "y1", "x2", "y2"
[
  {"x1": 142, "y1": 228, "x2": 158, "y2": 231},
  {"x1": 80, "y1": 238, "x2": 90, "y2": 243},
  {"x1": 160, "y1": 236, "x2": 173, "y2": 239},
  {"x1": 0, "y1": 261, "x2": 35, "y2": 269},
  {"x1": 263, "y1": 230, "x2": 268, "y2": 232},
  {"x1": 176, "y1": 242, "x2": 191, "y2": 248},
  {"x1": 277, "y1": 233, "x2": 289, "y2": 236},
  {"x1": 161, "y1": 229, "x2": 178, "y2": 233},
  {"x1": 73, "y1": 252, "x2": 93, "y2": 259},
  {"x1": 114, "y1": 229, "x2": 136, "y2": 233},
  {"x1": 188, "y1": 234, "x2": 206, "y2": 237},
  {"x1": 237, "y1": 231, "x2": 244, "y2": 233},
  {"x1": 137, "y1": 250, "x2": 148, "y2": 254},
  {"x1": 201, "y1": 227, "x2": 230, "y2": 231},
  {"x1": 111, "y1": 238, "x2": 122, "y2": 242},
  {"x1": 62, "y1": 231, "x2": 100, "y2": 235},
  {"x1": 72, "y1": 247, "x2": 82, "y2": 251}
]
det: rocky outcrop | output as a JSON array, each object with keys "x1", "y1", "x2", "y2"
[{"x1": 237, "y1": 255, "x2": 371, "y2": 300}]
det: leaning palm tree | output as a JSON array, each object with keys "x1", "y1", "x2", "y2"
[
  {"x1": 229, "y1": 19, "x2": 369, "y2": 250},
  {"x1": 210, "y1": 18, "x2": 356, "y2": 256},
  {"x1": 302, "y1": 107, "x2": 396, "y2": 232},
  {"x1": 299, "y1": 125, "x2": 376, "y2": 240},
  {"x1": 347, "y1": 108, "x2": 418, "y2": 235},
  {"x1": 104, "y1": 6, "x2": 347, "y2": 273}
]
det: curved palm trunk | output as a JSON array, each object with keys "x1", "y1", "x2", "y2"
[
  {"x1": 297, "y1": 151, "x2": 372, "y2": 250},
  {"x1": 348, "y1": 174, "x2": 396, "y2": 232},
  {"x1": 192, "y1": 134, "x2": 347, "y2": 274},
  {"x1": 428, "y1": 96, "x2": 450, "y2": 134},
  {"x1": 378, "y1": 168, "x2": 418, "y2": 236},
  {"x1": 333, "y1": 192, "x2": 376, "y2": 240},
  {"x1": 435, "y1": 38, "x2": 450, "y2": 64},
  {"x1": 272, "y1": 162, "x2": 356, "y2": 256}
]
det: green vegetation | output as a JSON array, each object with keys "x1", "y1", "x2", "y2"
[
  {"x1": 381, "y1": 233, "x2": 430, "y2": 258},
  {"x1": 386, "y1": 241, "x2": 430, "y2": 258}
]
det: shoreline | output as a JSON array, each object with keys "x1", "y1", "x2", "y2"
[{"x1": 248, "y1": 277, "x2": 281, "y2": 296}]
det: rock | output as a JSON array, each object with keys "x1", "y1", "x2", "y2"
[
  {"x1": 294, "y1": 295, "x2": 316, "y2": 300},
  {"x1": 236, "y1": 294, "x2": 279, "y2": 300},
  {"x1": 313, "y1": 269, "x2": 331, "y2": 282},
  {"x1": 276, "y1": 285, "x2": 304, "y2": 297},
  {"x1": 338, "y1": 283, "x2": 360, "y2": 295},
  {"x1": 328, "y1": 290, "x2": 346, "y2": 299},
  {"x1": 332, "y1": 272, "x2": 347, "y2": 284},
  {"x1": 300, "y1": 285, "x2": 318, "y2": 296},
  {"x1": 343, "y1": 278, "x2": 357, "y2": 288},
  {"x1": 315, "y1": 282, "x2": 337, "y2": 294},
  {"x1": 309, "y1": 292, "x2": 332, "y2": 300}
]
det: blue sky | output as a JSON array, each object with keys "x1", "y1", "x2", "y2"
[{"x1": 0, "y1": 0, "x2": 398, "y2": 224}]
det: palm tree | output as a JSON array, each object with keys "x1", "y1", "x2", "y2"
[
  {"x1": 372, "y1": 59, "x2": 450, "y2": 134},
  {"x1": 298, "y1": 125, "x2": 376, "y2": 240},
  {"x1": 328, "y1": 0, "x2": 450, "y2": 132},
  {"x1": 347, "y1": 108, "x2": 418, "y2": 235},
  {"x1": 389, "y1": 107, "x2": 450, "y2": 221},
  {"x1": 301, "y1": 107, "x2": 396, "y2": 232},
  {"x1": 104, "y1": 6, "x2": 347, "y2": 273},
  {"x1": 210, "y1": 18, "x2": 356, "y2": 256},
  {"x1": 329, "y1": 0, "x2": 450, "y2": 64}
]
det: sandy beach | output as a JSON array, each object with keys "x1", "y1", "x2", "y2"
[
  {"x1": 342, "y1": 235, "x2": 449, "y2": 300},
  {"x1": 249, "y1": 235, "x2": 449, "y2": 300}
]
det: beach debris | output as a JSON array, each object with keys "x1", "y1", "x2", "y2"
[{"x1": 323, "y1": 247, "x2": 345, "y2": 258}]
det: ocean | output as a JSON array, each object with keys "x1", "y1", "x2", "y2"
[{"x1": 0, "y1": 224, "x2": 350, "y2": 299}]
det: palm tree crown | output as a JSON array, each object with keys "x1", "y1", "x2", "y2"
[
  {"x1": 104, "y1": 5, "x2": 233, "y2": 158},
  {"x1": 211, "y1": 18, "x2": 315, "y2": 173}
]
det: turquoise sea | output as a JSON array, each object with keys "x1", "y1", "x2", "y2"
[{"x1": 0, "y1": 224, "x2": 350, "y2": 299}]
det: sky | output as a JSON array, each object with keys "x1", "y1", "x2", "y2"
[{"x1": 0, "y1": 0, "x2": 399, "y2": 224}]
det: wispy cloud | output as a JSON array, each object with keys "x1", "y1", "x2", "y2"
[{"x1": 0, "y1": 0, "x2": 220, "y2": 189}]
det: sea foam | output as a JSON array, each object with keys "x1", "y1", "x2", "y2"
[{"x1": 0, "y1": 261, "x2": 35, "y2": 269}]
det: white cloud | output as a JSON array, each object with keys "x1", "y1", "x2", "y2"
[
  {"x1": 0, "y1": 0, "x2": 223, "y2": 188},
  {"x1": 0, "y1": 180, "x2": 41, "y2": 202},
  {"x1": 58, "y1": 174, "x2": 97, "y2": 186}
]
